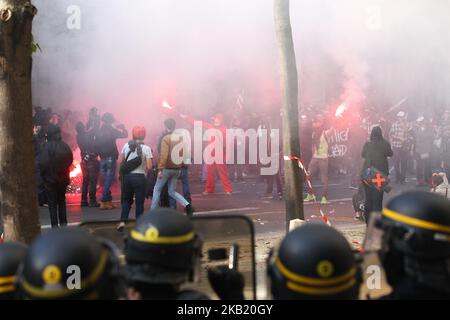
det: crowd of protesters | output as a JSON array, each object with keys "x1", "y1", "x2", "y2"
[
  {"x1": 359, "y1": 108, "x2": 450, "y2": 188},
  {"x1": 294, "y1": 106, "x2": 450, "y2": 223},
  {"x1": 0, "y1": 104, "x2": 446, "y2": 301},
  {"x1": 31, "y1": 103, "x2": 450, "y2": 229}
]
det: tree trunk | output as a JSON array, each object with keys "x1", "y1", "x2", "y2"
[
  {"x1": 0, "y1": 0, "x2": 40, "y2": 243},
  {"x1": 274, "y1": 0, "x2": 304, "y2": 231}
]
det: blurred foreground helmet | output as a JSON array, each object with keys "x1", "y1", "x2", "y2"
[
  {"x1": 0, "y1": 242, "x2": 28, "y2": 300},
  {"x1": 267, "y1": 224, "x2": 361, "y2": 300},
  {"x1": 365, "y1": 191, "x2": 450, "y2": 294},
  {"x1": 125, "y1": 208, "x2": 202, "y2": 285},
  {"x1": 17, "y1": 229, "x2": 124, "y2": 300}
]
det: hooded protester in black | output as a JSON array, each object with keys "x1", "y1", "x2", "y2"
[
  {"x1": 361, "y1": 126, "x2": 393, "y2": 223},
  {"x1": 39, "y1": 125, "x2": 73, "y2": 227},
  {"x1": 40, "y1": 125, "x2": 73, "y2": 185},
  {"x1": 361, "y1": 126, "x2": 393, "y2": 176}
]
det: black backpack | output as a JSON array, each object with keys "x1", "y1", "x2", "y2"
[{"x1": 119, "y1": 140, "x2": 143, "y2": 176}]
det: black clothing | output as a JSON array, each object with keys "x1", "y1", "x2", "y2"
[
  {"x1": 120, "y1": 173, "x2": 146, "y2": 222},
  {"x1": 361, "y1": 139, "x2": 393, "y2": 176},
  {"x1": 361, "y1": 134, "x2": 392, "y2": 224},
  {"x1": 81, "y1": 160, "x2": 99, "y2": 204},
  {"x1": 39, "y1": 125, "x2": 73, "y2": 228},
  {"x1": 77, "y1": 127, "x2": 98, "y2": 162},
  {"x1": 363, "y1": 184, "x2": 383, "y2": 223},
  {"x1": 96, "y1": 124, "x2": 128, "y2": 160},
  {"x1": 77, "y1": 128, "x2": 100, "y2": 204},
  {"x1": 46, "y1": 182, "x2": 68, "y2": 227},
  {"x1": 40, "y1": 125, "x2": 73, "y2": 187}
]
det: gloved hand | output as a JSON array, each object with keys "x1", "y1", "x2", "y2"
[
  {"x1": 207, "y1": 266, "x2": 245, "y2": 300},
  {"x1": 117, "y1": 123, "x2": 126, "y2": 130}
]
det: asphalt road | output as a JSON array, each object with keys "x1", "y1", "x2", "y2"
[{"x1": 39, "y1": 173, "x2": 423, "y2": 234}]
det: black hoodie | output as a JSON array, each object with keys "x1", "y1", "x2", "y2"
[
  {"x1": 95, "y1": 123, "x2": 128, "y2": 160},
  {"x1": 361, "y1": 126, "x2": 393, "y2": 176},
  {"x1": 39, "y1": 125, "x2": 74, "y2": 185}
]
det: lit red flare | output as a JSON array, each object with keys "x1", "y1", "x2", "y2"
[
  {"x1": 70, "y1": 161, "x2": 82, "y2": 179},
  {"x1": 162, "y1": 100, "x2": 173, "y2": 110},
  {"x1": 335, "y1": 103, "x2": 347, "y2": 118}
]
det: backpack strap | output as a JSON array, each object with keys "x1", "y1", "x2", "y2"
[
  {"x1": 124, "y1": 141, "x2": 135, "y2": 162},
  {"x1": 124, "y1": 150, "x2": 133, "y2": 161},
  {"x1": 124, "y1": 140, "x2": 143, "y2": 162},
  {"x1": 136, "y1": 142, "x2": 143, "y2": 158}
]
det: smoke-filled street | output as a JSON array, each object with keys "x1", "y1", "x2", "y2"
[{"x1": 1, "y1": 0, "x2": 450, "y2": 308}]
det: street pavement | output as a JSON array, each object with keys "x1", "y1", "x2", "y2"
[{"x1": 39, "y1": 173, "x2": 424, "y2": 235}]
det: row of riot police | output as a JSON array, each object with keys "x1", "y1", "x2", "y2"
[{"x1": 1, "y1": 190, "x2": 449, "y2": 300}]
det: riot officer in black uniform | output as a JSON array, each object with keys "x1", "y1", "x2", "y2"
[
  {"x1": 0, "y1": 242, "x2": 28, "y2": 300},
  {"x1": 267, "y1": 223, "x2": 361, "y2": 300},
  {"x1": 364, "y1": 191, "x2": 450, "y2": 299},
  {"x1": 124, "y1": 208, "x2": 209, "y2": 300},
  {"x1": 16, "y1": 228, "x2": 125, "y2": 300}
]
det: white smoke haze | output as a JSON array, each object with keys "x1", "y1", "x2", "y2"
[{"x1": 32, "y1": 0, "x2": 450, "y2": 141}]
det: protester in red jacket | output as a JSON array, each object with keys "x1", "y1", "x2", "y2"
[{"x1": 181, "y1": 113, "x2": 233, "y2": 195}]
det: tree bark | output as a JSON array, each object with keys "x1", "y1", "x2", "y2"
[
  {"x1": 0, "y1": 0, "x2": 40, "y2": 243},
  {"x1": 274, "y1": 0, "x2": 304, "y2": 231}
]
